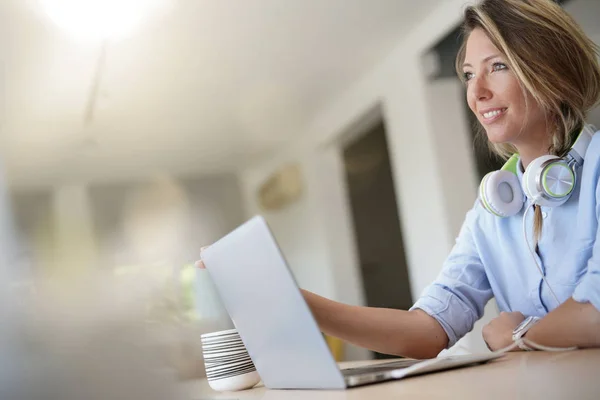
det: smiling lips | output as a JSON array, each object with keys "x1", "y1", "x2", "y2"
[{"x1": 480, "y1": 107, "x2": 508, "y2": 124}]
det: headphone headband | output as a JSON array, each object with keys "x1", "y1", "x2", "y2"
[
  {"x1": 501, "y1": 154, "x2": 519, "y2": 175},
  {"x1": 479, "y1": 123, "x2": 596, "y2": 217},
  {"x1": 568, "y1": 123, "x2": 595, "y2": 165},
  {"x1": 499, "y1": 123, "x2": 596, "y2": 173}
]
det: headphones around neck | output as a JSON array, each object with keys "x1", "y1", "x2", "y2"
[{"x1": 479, "y1": 124, "x2": 596, "y2": 217}]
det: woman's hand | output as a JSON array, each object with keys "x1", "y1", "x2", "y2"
[
  {"x1": 482, "y1": 311, "x2": 525, "y2": 351},
  {"x1": 194, "y1": 246, "x2": 210, "y2": 269}
]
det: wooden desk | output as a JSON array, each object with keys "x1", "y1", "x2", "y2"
[{"x1": 184, "y1": 349, "x2": 599, "y2": 399}]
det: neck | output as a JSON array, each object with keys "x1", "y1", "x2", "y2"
[
  {"x1": 517, "y1": 145, "x2": 550, "y2": 170},
  {"x1": 513, "y1": 124, "x2": 552, "y2": 169}
]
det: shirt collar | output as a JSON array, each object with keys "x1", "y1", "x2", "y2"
[
  {"x1": 516, "y1": 157, "x2": 525, "y2": 182},
  {"x1": 515, "y1": 157, "x2": 530, "y2": 202}
]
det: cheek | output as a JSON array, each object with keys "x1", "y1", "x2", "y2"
[
  {"x1": 524, "y1": 94, "x2": 545, "y2": 119},
  {"x1": 466, "y1": 91, "x2": 476, "y2": 113},
  {"x1": 503, "y1": 80, "x2": 526, "y2": 109},
  {"x1": 511, "y1": 91, "x2": 544, "y2": 124},
  {"x1": 491, "y1": 73, "x2": 519, "y2": 102},
  {"x1": 508, "y1": 89, "x2": 526, "y2": 109}
]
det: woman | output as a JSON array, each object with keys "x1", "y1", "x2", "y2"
[{"x1": 198, "y1": 0, "x2": 600, "y2": 359}]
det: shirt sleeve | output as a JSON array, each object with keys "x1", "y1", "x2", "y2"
[
  {"x1": 572, "y1": 246, "x2": 600, "y2": 310},
  {"x1": 572, "y1": 144, "x2": 600, "y2": 310},
  {"x1": 410, "y1": 205, "x2": 493, "y2": 348}
]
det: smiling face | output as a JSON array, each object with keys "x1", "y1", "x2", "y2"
[{"x1": 463, "y1": 28, "x2": 547, "y2": 147}]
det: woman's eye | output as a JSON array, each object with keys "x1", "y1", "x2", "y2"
[
  {"x1": 492, "y1": 62, "x2": 507, "y2": 72},
  {"x1": 463, "y1": 71, "x2": 474, "y2": 81}
]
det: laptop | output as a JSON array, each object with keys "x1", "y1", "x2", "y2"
[{"x1": 201, "y1": 216, "x2": 504, "y2": 389}]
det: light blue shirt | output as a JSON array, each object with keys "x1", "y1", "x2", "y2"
[{"x1": 412, "y1": 131, "x2": 600, "y2": 348}]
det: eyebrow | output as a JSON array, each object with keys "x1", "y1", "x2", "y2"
[{"x1": 462, "y1": 54, "x2": 501, "y2": 68}]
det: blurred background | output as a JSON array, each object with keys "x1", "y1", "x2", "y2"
[{"x1": 0, "y1": 0, "x2": 599, "y2": 376}]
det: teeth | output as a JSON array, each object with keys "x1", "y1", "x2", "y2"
[{"x1": 483, "y1": 109, "x2": 504, "y2": 118}]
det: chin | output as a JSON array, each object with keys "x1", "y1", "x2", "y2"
[
  {"x1": 486, "y1": 135, "x2": 509, "y2": 144},
  {"x1": 482, "y1": 127, "x2": 516, "y2": 145}
]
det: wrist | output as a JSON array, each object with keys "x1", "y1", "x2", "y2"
[{"x1": 512, "y1": 316, "x2": 541, "y2": 350}]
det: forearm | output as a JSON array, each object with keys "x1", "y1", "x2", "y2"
[
  {"x1": 526, "y1": 298, "x2": 600, "y2": 348},
  {"x1": 301, "y1": 290, "x2": 448, "y2": 359}
]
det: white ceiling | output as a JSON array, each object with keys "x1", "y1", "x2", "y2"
[{"x1": 0, "y1": 0, "x2": 440, "y2": 189}]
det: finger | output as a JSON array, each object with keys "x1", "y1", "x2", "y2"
[
  {"x1": 485, "y1": 340, "x2": 493, "y2": 352},
  {"x1": 196, "y1": 246, "x2": 211, "y2": 269},
  {"x1": 482, "y1": 323, "x2": 491, "y2": 339}
]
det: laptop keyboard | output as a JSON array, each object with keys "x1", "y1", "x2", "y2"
[{"x1": 341, "y1": 359, "x2": 421, "y2": 376}]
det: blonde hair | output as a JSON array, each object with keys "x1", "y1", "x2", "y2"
[{"x1": 456, "y1": 0, "x2": 600, "y2": 240}]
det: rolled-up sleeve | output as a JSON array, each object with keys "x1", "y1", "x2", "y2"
[
  {"x1": 572, "y1": 162, "x2": 600, "y2": 310},
  {"x1": 410, "y1": 207, "x2": 493, "y2": 348},
  {"x1": 572, "y1": 255, "x2": 600, "y2": 310}
]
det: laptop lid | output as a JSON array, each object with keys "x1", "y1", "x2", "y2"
[{"x1": 201, "y1": 216, "x2": 346, "y2": 389}]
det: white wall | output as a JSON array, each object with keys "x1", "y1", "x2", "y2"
[
  {"x1": 238, "y1": 0, "x2": 482, "y2": 359},
  {"x1": 425, "y1": 78, "x2": 479, "y2": 240},
  {"x1": 424, "y1": 77, "x2": 499, "y2": 354}
]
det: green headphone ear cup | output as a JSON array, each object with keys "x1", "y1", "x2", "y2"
[
  {"x1": 479, "y1": 170, "x2": 523, "y2": 217},
  {"x1": 523, "y1": 155, "x2": 573, "y2": 207},
  {"x1": 541, "y1": 162, "x2": 574, "y2": 198}
]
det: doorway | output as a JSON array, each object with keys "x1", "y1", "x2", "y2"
[{"x1": 342, "y1": 120, "x2": 413, "y2": 359}]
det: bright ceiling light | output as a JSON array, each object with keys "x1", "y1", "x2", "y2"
[{"x1": 39, "y1": 0, "x2": 169, "y2": 41}]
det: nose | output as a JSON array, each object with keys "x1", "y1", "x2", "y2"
[{"x1": 469, "y1": 74, "x2": 492, "y2": 103}]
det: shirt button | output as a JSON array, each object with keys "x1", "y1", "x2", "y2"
[{"x1": 542, "y1": 211, "x2": 548, "y2": 219}]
